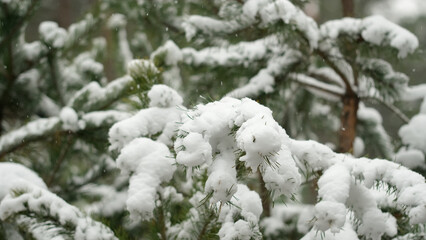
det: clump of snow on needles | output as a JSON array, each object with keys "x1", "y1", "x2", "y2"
[
  {"x1": 39, "y1": 21, "x2": 67, "y2": 49},
  {"x1": 0, "y1": 163, "x2": 46, "y2": 200},
  {"x1": 148, "y1": 84, "x2": 183, "y2": 108},
  {"x1": 399, "y1": 115, "x2": 426, "y2": 152}
]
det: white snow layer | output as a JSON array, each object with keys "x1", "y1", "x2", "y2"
[
  {"x1": 148, "y1": 84, "x2": 183, "y2": 108},
  {"x1": 39, "y1": 21, "x2": 67, "y2": 49},
  {"x1": 0, "y1": 118, "x2": 61, "y2": 155},
  {"x1": 183, "y1": 0, "x2": 319, "y2": 48},
  {"x1": 289, "y1": 138, "x2": 426, "y2": 233},
  {"x1": 108, "y1": 93, "x2": 426, "y2": 237},
  {"x1": 109, "y1": 84, "x2": 183, "y2": 151},
  {"x1": 127, "y1": 59, "x2": 159, "y2": 81},
  {"x1": 175, "y1": 97, "x2": 300, "y2": 204},
  {"x1": 399, "y1": 114, "x2": 426, "y2": 152},
  {"x1": 261, "y1": 204, "x2": 314, "y2": 236},
  {"x1": 59, "y1": 107, "x2": 79, "y2": 131},
  {"x1": 109, "y1": 85, "x2": 183, "y2": 220},
  {"x1": 320, "y1": 16, "x2": 418, "y2": 58},
  {"x1": 395, "y1": 148, "x2": 425, "y2": 170},
  {"x1": 0, "y1": 163, "x2": 47, "y2": 200},
  {"x1": 370, "y1": 0, "x2": 426, "y2": 22},
  {"x1": 116, "y1": 138, "x2": 176, "y2": 221},
  {"x1": 0, "y1": 181, "x2": 117, "y2": 240},
  {"x1": 218, "y1": 184, "x2": 263, "y2": 240},
  {"x1": 68, "y1": 75, "x2": 133, "y2": 112}
]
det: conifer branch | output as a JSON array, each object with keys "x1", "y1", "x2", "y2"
[
  {"x1": 361, "y1": 96, "x2": 410, "y2": 124},
  {"x1": 315, "y1": 50, "x2": 354, "y2": 94},
  {"x1": 289, "y1": 74, "x2": 344, "y2": 97}
]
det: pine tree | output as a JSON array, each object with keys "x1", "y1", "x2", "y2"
[{"x1": 0, "y1": 0, "x2": 425, "y2": 239}]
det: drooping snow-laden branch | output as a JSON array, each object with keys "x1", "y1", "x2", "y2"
[
  {"x1": 179, "y1": 97, "x2": 426, "y2": 237},
  {"x1": 176, "y1": 97, "x2": 303, "y2": 201},
  {"x1": 109, "y1": 83, "x2": 183, "y2": 221},
  {"x1": 319, "y1": 16, "x2": 418, "y2": 58},
  {"x1": 0, "y1": 162, "x2": 117, "y2": 240},
  {"x1": 109, "y1": 91, "x2": 302, "y2": 238},
  {"x1": 109, "y1": 83, "x2": 184, "y2": 151},
  {"x1": 152, "y1": 36, "x2": 304, "y2": 98},
  {"x1": 0, "y1": 183, "x2": 118, "y2": 240},
  {"x1": 183, "y1": 0, "x2": 319, "y2": 48},
  {"x1": 112, "y1": 85, "x2": 426, "y2": 239},
  {"x1": 290, "y1": 139, "x2": 426, "y2": 239},
  {"x1": 68, "y1": 75, "x2": 134, "y2": 113}
]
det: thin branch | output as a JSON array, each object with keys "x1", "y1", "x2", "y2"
[
  {"x1": 315, "y1": 50, "x2": 354, "y2": 94},
  {"x1": 361, "y1": 96, "x2": 409, "y2": 124},
  {"x1": 289, "y1": 74, "x2": 345, "y2": 97},
  {"x1": 294, "y1": 29, "x2": 355, "y2": 95},
  {"x1": 308, "y1": 72, "x2": 345, "y2": 88}
]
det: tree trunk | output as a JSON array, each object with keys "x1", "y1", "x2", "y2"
[
  {"x1": 337, "y1": 94, "x2": 359, "y2": 153},
  {"x1": 58, "y1": 0, "x2": 72, "y2": 27},
  {"x1": 341, "y1": 0, "x2": 355, "y2": 17}
]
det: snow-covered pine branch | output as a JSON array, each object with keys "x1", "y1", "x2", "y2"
[
  {"x1": 183, "y1": 0, "x2": 319, "y2": 48},
  {"x1": 319, "y1": 15, "x2": 419, "y2": 58},
  {"x1": 111, "y1": 81, "x2": 426, "y2": 238},
  {"x1": 0, "y1": 73, "x2": 137, "y2": 158},
  {"x1": 0, "y1": 163, "x2": 117, "y2": 239}
]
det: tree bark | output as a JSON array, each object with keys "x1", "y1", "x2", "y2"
[
  {"x1": 337, "y1": 93, "x2": 359, "y2": 153},
  {"x1": 341, "y1": 0, "x2": 355, "y2": 17}
]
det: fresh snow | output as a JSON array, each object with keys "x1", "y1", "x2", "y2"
[
  {"x1": 320, "y1": 16, "x2": 418, "y2": 58},
  {"x1": 0, "y1": 163, "x2": 47, "y2": 200}
]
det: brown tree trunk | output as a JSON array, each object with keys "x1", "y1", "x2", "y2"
[
  {"x1": 341, "y1": 0, "x2": 355, "y2": 17},
  {"x1": 58, "y1": 0, "x2": 72, "y2": 27},
  {"x1": 338, "y1": 94, "x2": 359, "y2": 153}
]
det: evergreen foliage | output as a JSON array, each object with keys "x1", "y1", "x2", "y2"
[{"x1": 0, "y1": 0, "x2": 425, "y2": 239}]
